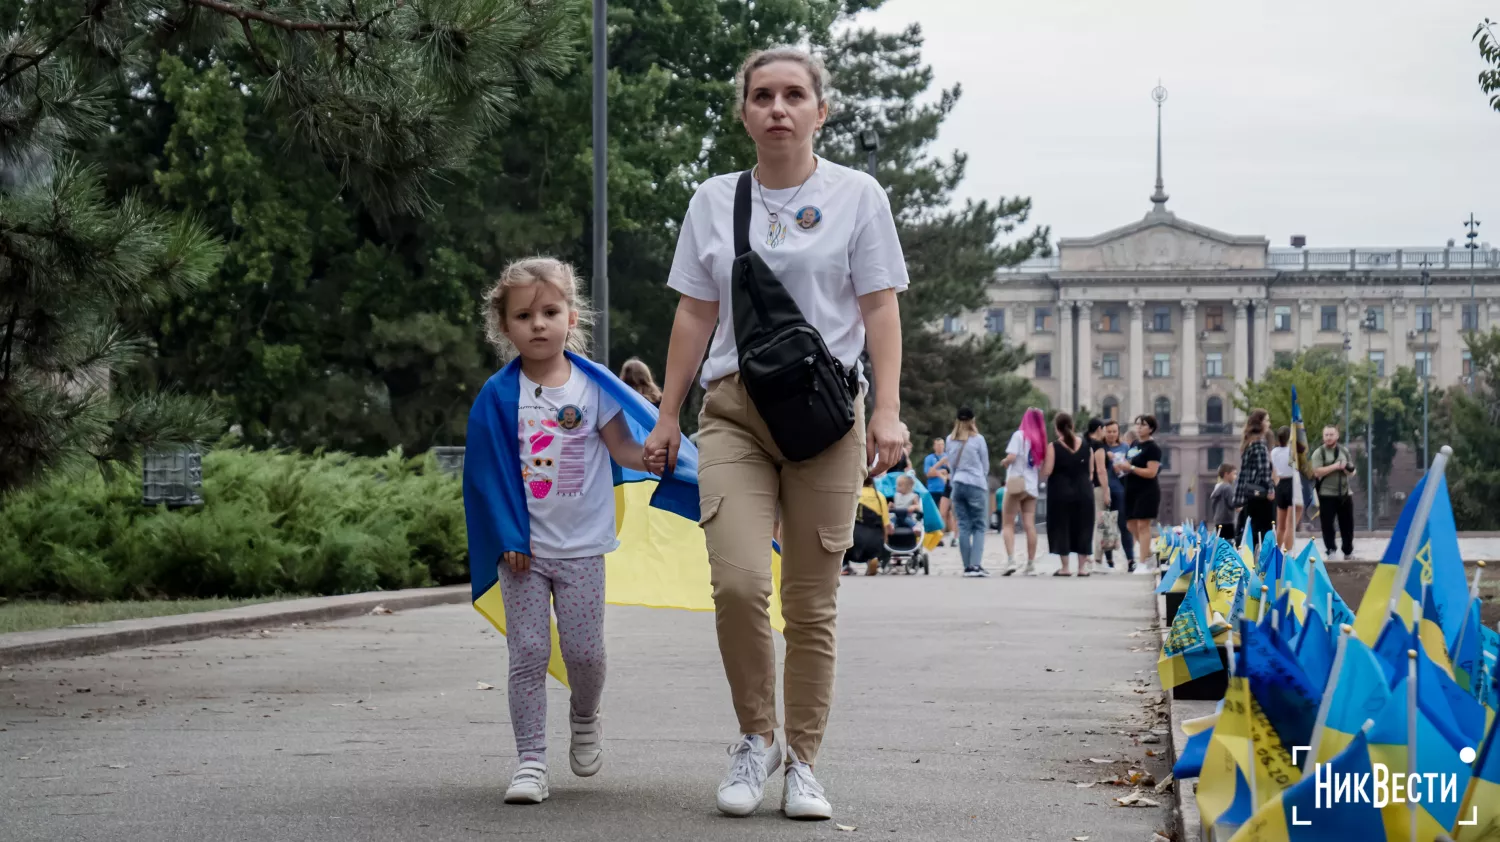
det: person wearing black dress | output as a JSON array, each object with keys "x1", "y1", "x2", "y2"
[
  {"x1": 1041, "y1": 412, "x2": 1095, "y2": 576},
  {"x1": 1115, "y1": 414, "x2": 1163, "y2": 571}
]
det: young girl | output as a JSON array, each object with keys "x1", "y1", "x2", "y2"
[
  {"x1": 1271, "y1": 425, "x2": 1294, "y2": 551},
  {"x1": 473, "y1": 257, "x2": 650, "y2": 805}
]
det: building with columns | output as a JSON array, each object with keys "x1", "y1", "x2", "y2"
[{"x1": 952, "y1": 173, "x2": 1500, "y2": 526}]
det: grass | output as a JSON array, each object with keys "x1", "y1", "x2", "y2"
[{"x1": 0, "y1": 596, "x2": 301, "y2": 635}]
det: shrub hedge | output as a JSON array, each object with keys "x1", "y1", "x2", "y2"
[{"x1": 0, "y1": 447, "x2": 468, "y2": 602}]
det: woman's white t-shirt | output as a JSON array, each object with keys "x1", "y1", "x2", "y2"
[
  {"x1": 667, "y1": 158, "x2": 909, "y2": 388},
  {"x1": 1005, "y1": 430, "x2": 1041, "y2": 498},
  {"x1": 1270, "y1": 445, "x2": 1292, "y2": 480}
]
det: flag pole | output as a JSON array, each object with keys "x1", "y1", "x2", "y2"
[
  {"x1": 1257, "y1": 584, "x2": 1269, "y2": 624},
  {"x1": 1451, "y1": 560, "x2": 1485, "y2": 688},
  {"x1": 1306, "y1": 624, "x2": 1352, "y2": 767},
  {"x1": 1387, "y1": 445, "x2": 1452, "y2": 620},
  {"x1": 1407, "y1": 647, "x2": 1418, "y2": 842}
]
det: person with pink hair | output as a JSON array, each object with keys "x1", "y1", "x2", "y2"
[{"x1": 1000, "y1": 407, "x2": 1046, "y2": 575}]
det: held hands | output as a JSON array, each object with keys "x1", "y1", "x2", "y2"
[
  {"x1": 867, "y1": 408, "x2": 909, "y2": 476},
  {"x1": 643, "y1": 417, "x2": 682, "y2": 475}
]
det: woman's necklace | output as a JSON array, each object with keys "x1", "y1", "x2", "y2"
[{"x1": 753, "y1": 159, "x2": 817, "y2": 248}]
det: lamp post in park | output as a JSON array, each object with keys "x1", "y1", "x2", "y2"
[
  {"x1": 1363, "y1": 309, "x2": 1377, "y2": 530},
  {"x1": 591, "y1": 0, "x2": 609, "y2": 368},
  {"x1": 860, "y1": 129, "x2": 880, "y2": 177},
  {"x1": 1466, "y1": 213, "x2": 1482, "y2": 393}
]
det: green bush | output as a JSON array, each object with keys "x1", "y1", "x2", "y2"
[{"x1": 0, "y1": 447, "x2": 468, "y2": 601}]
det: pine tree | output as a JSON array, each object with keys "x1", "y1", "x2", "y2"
[{"x1": 0, "y1": 0, "x2": 576, "y2": 490}]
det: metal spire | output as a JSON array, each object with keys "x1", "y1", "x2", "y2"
[{"x1": 1150, "y1": 82, "x2": 1169, "y2": 212}]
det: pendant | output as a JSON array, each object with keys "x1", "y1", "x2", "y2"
[{"x1": 766, "y1": 213, "x2": 788, "y2": 248}]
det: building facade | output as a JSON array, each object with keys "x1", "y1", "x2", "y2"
[{"x1": 957, "y1": 193, "x2": 1500, "y2": 527}]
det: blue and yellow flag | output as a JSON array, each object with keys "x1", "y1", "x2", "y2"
[
  {"x1": 1295, "y1": 605, "x2": 1337, "y2": 695},
  {"x1": 1309, "y1": 631, "x2": 1391, "y2": 764},
  {"x1": 1352, "y1": 472, "x2": 1468, "y2": 651},
  {"x1": 1420, "y1": 584, "x2": 1458, "y2": 680},
  {"x1": 1226, "y1": 729, "x2": 1386, "y2": 842},
  {"x1": 463, "y1": 352, "x2": 784, "y2": 686},
  {"x1": 1453, "y1": 601, "x2": 1483, "y2": 694},
  {"x1": 1242, "y1": 619, "x2": 1321, "y2": 760},
  {"x1": 1160, "y1": 570, "x2": 1225, "y2": 689},
  {"x1": 1308, "y1": 555, "x2": 1356, "y2": 631},
  {"x1": 1454, "y1": 670, "x2": 1500, "y2": 841},
  {"x1": 1367, "y1": 673, "x2": 1475, "y2": 840}
]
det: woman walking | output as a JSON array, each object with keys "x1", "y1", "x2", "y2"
[
  {"x1": 1115, "y1": 415, "x2": 1162, "y2": 571},
  {"x1": 1084, "y1": 418, "x2": 1116, "y2": 573},
  {"x1": 1000, "y1": 407, "x2": 1046, "y2": 576},
  {"x1": 1041, "y1": 412, "x2": 1095, "y2": 576},
  {"x1": 1235, "y1": 409, "x2": 1276, "y2": 555},
  {"x1": 1103, "y1": 419, "x2": 1135, "y2": 570},
  {"x1": 946, "y1": 406, "x2": 992, "y2": 577},
  {"x1": 643, "y1": 45, "x2": 909, "y2": 821},
  {"x1": 1271, "y1": 425, "x2": 1295, "y2": 551}
]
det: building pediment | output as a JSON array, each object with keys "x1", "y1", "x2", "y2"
[{"x1": 1057, "y1": 209, "x2": 1269, "y2": 272}]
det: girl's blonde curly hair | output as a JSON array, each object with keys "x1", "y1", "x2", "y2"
[{"x1": 483, "y1": 257, "x2": 594, "y2": 359}]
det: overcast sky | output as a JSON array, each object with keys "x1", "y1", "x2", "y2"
[{"x1": 859, "y1": 0, "x2": 1500, "y2": 250}]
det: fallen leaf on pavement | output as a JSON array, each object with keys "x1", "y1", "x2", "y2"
[
  {"x1": 1073, "y1": 836, "x2": 1091, "y2": 841},
  {"x1": 1145, "y1": 749, "x2": 1159, "y2": 757},
  {"x1": 835, "y1": 824, "x2": 857, "y2": 832},
  {"x1": 476, "y1": 682, "x2": 495, "y2": 691},
  {"x1": 1074, "y1": 782, "x2": 1097, "y2": 789},
  {"x1": 1088, "y1": 758, "x2": 1113, "y2": 764},
  {"x1": 330, "y1": 703, "x2": 346, "y2": 707},
  {"x1": 1114, "y1": 791, "x2": 1161, "y2": 808},
  {"x1": 1140, "y1": 734, "x2": 1161, "y2": 744},
  {"x1": 1150, "y1": 834, "x2": 1173, "y2": 842},
  {"x1": 1154, "y1": 773, "x2": 1174, "y2": 794},
  {"x1": 370, "y1": 605, "x2": 393, "y2": 615}
]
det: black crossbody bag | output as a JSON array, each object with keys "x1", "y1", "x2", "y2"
[{"x1": 731, "y1": 170, "x2": 858, "y2": 462}]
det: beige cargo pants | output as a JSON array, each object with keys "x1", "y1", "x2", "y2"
[{"x1": 695, "y1": 373, "x2": 867, "y2": 765}]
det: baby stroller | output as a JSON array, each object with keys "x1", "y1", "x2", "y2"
[{"x1": 882, "y1": 500, "x2": 930, "y2": 576}]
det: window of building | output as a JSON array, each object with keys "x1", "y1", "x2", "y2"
[
  {"x1": 1152, "y1": 306, "x2": 1171, "y2": 332},
  {"x1": 1464, "y1": 350, "x2": 1473, "y2": 378},
  {"x1": 1415, "y1": 305, "x2": 1432, "y2": 333},
  {"x1": 985, "y1": 308, "x2": 1006, "y2": 334},
  {"x1": 1204, "y1": 352, "x2": 1223, "y2": 378},
  {"x1": 1274, "y1": 350, "x2": 1293, "y2": 369},
  {"x1": 1365, "y1": 306, "x2": 1385, "y2": 331},
  {"x1": 1204, "y1": 305, "x2": 1225, "y2": 332},
  {"x1": 1206, "y1": 396, "x2": 1224, "y2": 425},
  {"x1": 1369, "y1": 350, "x2": 1385, "y2": 377},
  {"x1": 1321, "y1": 305, "x2": 1338, "y2": 331},
  {"x1": 1155, "y1": 397, "x2": 1172, "y2": 430},
  {"x1": 942, "y1": 314, "x2": 961, "y2": 334},
  {"x1": 1153, "y1": 352, "x2": 1171, "y2": 378},
  {"x1": 1206, "y1": 446, "x2": 1225, "y2": 469},
  {"x1": 1101, "y1": 352, "x2": 1120, "y2": 378},
  {"x1": 1035, "y1": 352, "x2": 1052, "y2": 378},
  {"x1": 1463, "y1": 303, "x2": 1479, "y2": 331},
  {"x1": 1099, "y1": 308, "x2": 1121, "y2": 333},
  {"x1": 1102, "y1": 396, "x2": 1119, "y2": 421},
  {"x1": 1160, "y1": 447, "x2": 1173, "y2": 470},
  {"x1": 1274, "y1": 306, "x2": 1292, "y2": 332},
  {"x1": 1414, "y1": 351, "x2": 1430, "y2": 378},
  {"x1": 1034, "y1": 307, "x2": 1053, "y2": 332}
]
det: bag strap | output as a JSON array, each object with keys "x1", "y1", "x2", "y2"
[{"x1": 734, "y1": 170, "x2": 753, "y2": 258}]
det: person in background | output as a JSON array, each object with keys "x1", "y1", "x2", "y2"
[
  {"x1": 1084, "y1": 418, "x2": 1115, "y2": 573},
  {"x1": 619, "y1": 357, "x2": 663, "y2": 407},
  {"x1": 1115, "y1": 415, "x2": 1162, "y2": 572},
  {"x1": 1208, "y1": 463, "x2": 1239, "y2": 542},
  {"x1": 850, "y1": 475, "x2": 891, "y2": 577},
  {"x1": 1270, "y1": 426, "x2": 1294, "y2": 551},
  {"x1": 1102, "y1": 420, "x2": 1135, "y2": 570},
  {"x1": 892, "y1": 473, "x2": 920, "y2": 531},
  {"x1": 1309, "y1": 424, "x2": 1357, "y2": 559},
  {"x1": 1000, "y1": 407, "x2": 1046, "y2": 576},
  {"x1": 946, "y1": 406, "x2": 993, "y2": 577},
  {"x1": 1235, "y1": 409, "x2": 1276, "y2": 554},
  {"x1": 924, "y1": 437, "x2": 956, "y2": 544},
  {"x1": 1041, "y1": 412, "x2": 1094, "y2": 576}
]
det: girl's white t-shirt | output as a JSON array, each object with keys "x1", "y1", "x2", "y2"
[
  {"x1": 667, "y1": 158, "x2": 910, "y2": 388},
  {"x1": 1005, "y1": 430, "x2": 1040, "y2": 498},
  {"x1": 517, "y1": 363, "x2": 622, "y2": 559},
  {"x1": 1270, "y1": 445, "x2": 1292, "y2": 480}
]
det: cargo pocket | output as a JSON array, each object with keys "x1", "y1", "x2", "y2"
[
  {"x1": 817, "y1": 522, "x2": 854, "y2": 556},
  {"x1": 698, "y1": 494, "x2": 723, "y2": 529}
]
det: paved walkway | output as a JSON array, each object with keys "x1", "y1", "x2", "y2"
[{"x1": 2, "y1": 570, "x2": 1171, "y2": 841}]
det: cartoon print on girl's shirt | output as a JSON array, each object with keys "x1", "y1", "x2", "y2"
[{"x1": 517, "y1": 399, "x2": 590, "y2": 500}]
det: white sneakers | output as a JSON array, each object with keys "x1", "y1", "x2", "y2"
[
  {"x1": 781, "y1": 747, "x2": 832, "y2": 820},
  {"x1": 504, "y1": 760, "x2": 549, "y2": 804},
  {"x1": 717, "y1": 734, "x2": 783, "y2": 816},
  {"x1": 716, "y1": 734, "x2": 833, "y2": 820},
  {"x1": 569, "y1": 711, "x2": 603, "y2": 777}
]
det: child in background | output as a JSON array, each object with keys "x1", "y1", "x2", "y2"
[
  {"x1": 472, "y1": 257, "x2": 651, "y2": 805},
  {"x1": 1208, "y1": 463, "x2": 1239, "y2": 542},
  {"x1": 892, "y1": 473, "x2": 921, "y2": 530}
]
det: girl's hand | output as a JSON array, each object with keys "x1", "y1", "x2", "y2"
[
  {"x1": 503, "y1": 552, "x2": 531, "y2": 574},
  {"x1": 644, "y1": 418, "x2": 682, "y2": 475}
]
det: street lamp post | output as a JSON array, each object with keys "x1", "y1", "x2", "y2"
[
  {"x1": 1466, "y1": 213, "x2": 1482, "y2": 392},
  {"x1": 859, "y1": 129, "x2": 880, "y2": 178},
  {"x1": 1343, "y1": 330, "x2": 1352, "y2": 434},
  {"x1": 1363, "y1": 310, "x2": 1376, "y2": 530},
  {"x1": 591, "y1": 0, "x2": 609, "y2": 368},
  {"x1": 1420, "y1": 261, "x2": 1431, "y2": 466}
]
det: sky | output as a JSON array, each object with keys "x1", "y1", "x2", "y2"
[{"x1": 858, "y1": 0, "x2": 1500, "y2": 249}]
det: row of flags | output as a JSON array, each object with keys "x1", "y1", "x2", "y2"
[{"x1": 1155, "y1": 454, "x2": 1500, "y2": 841}]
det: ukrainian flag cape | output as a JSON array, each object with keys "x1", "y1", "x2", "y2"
[{"x1": 463, "y1": 351, "x2": 784, "y2": 686}]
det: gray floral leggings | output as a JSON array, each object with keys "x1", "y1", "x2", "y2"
[{"x1": 499, "y1": 555, "x2": 607, "y2": 762}]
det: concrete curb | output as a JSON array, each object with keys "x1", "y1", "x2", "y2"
[
  {"x1": 0, "y1": 584, "x2": 470, "y2": 667},
  {"x1": 1157, "y1": 589, "x2": 1211, "y2": 842}
]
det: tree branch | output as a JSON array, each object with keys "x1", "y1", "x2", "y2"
[
  {"x1": 185, "y1": 0, "x2": 367, "y2": 32},
  {"x1": 0, "y1": 0, "x2": 113, "y2": 88}
]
